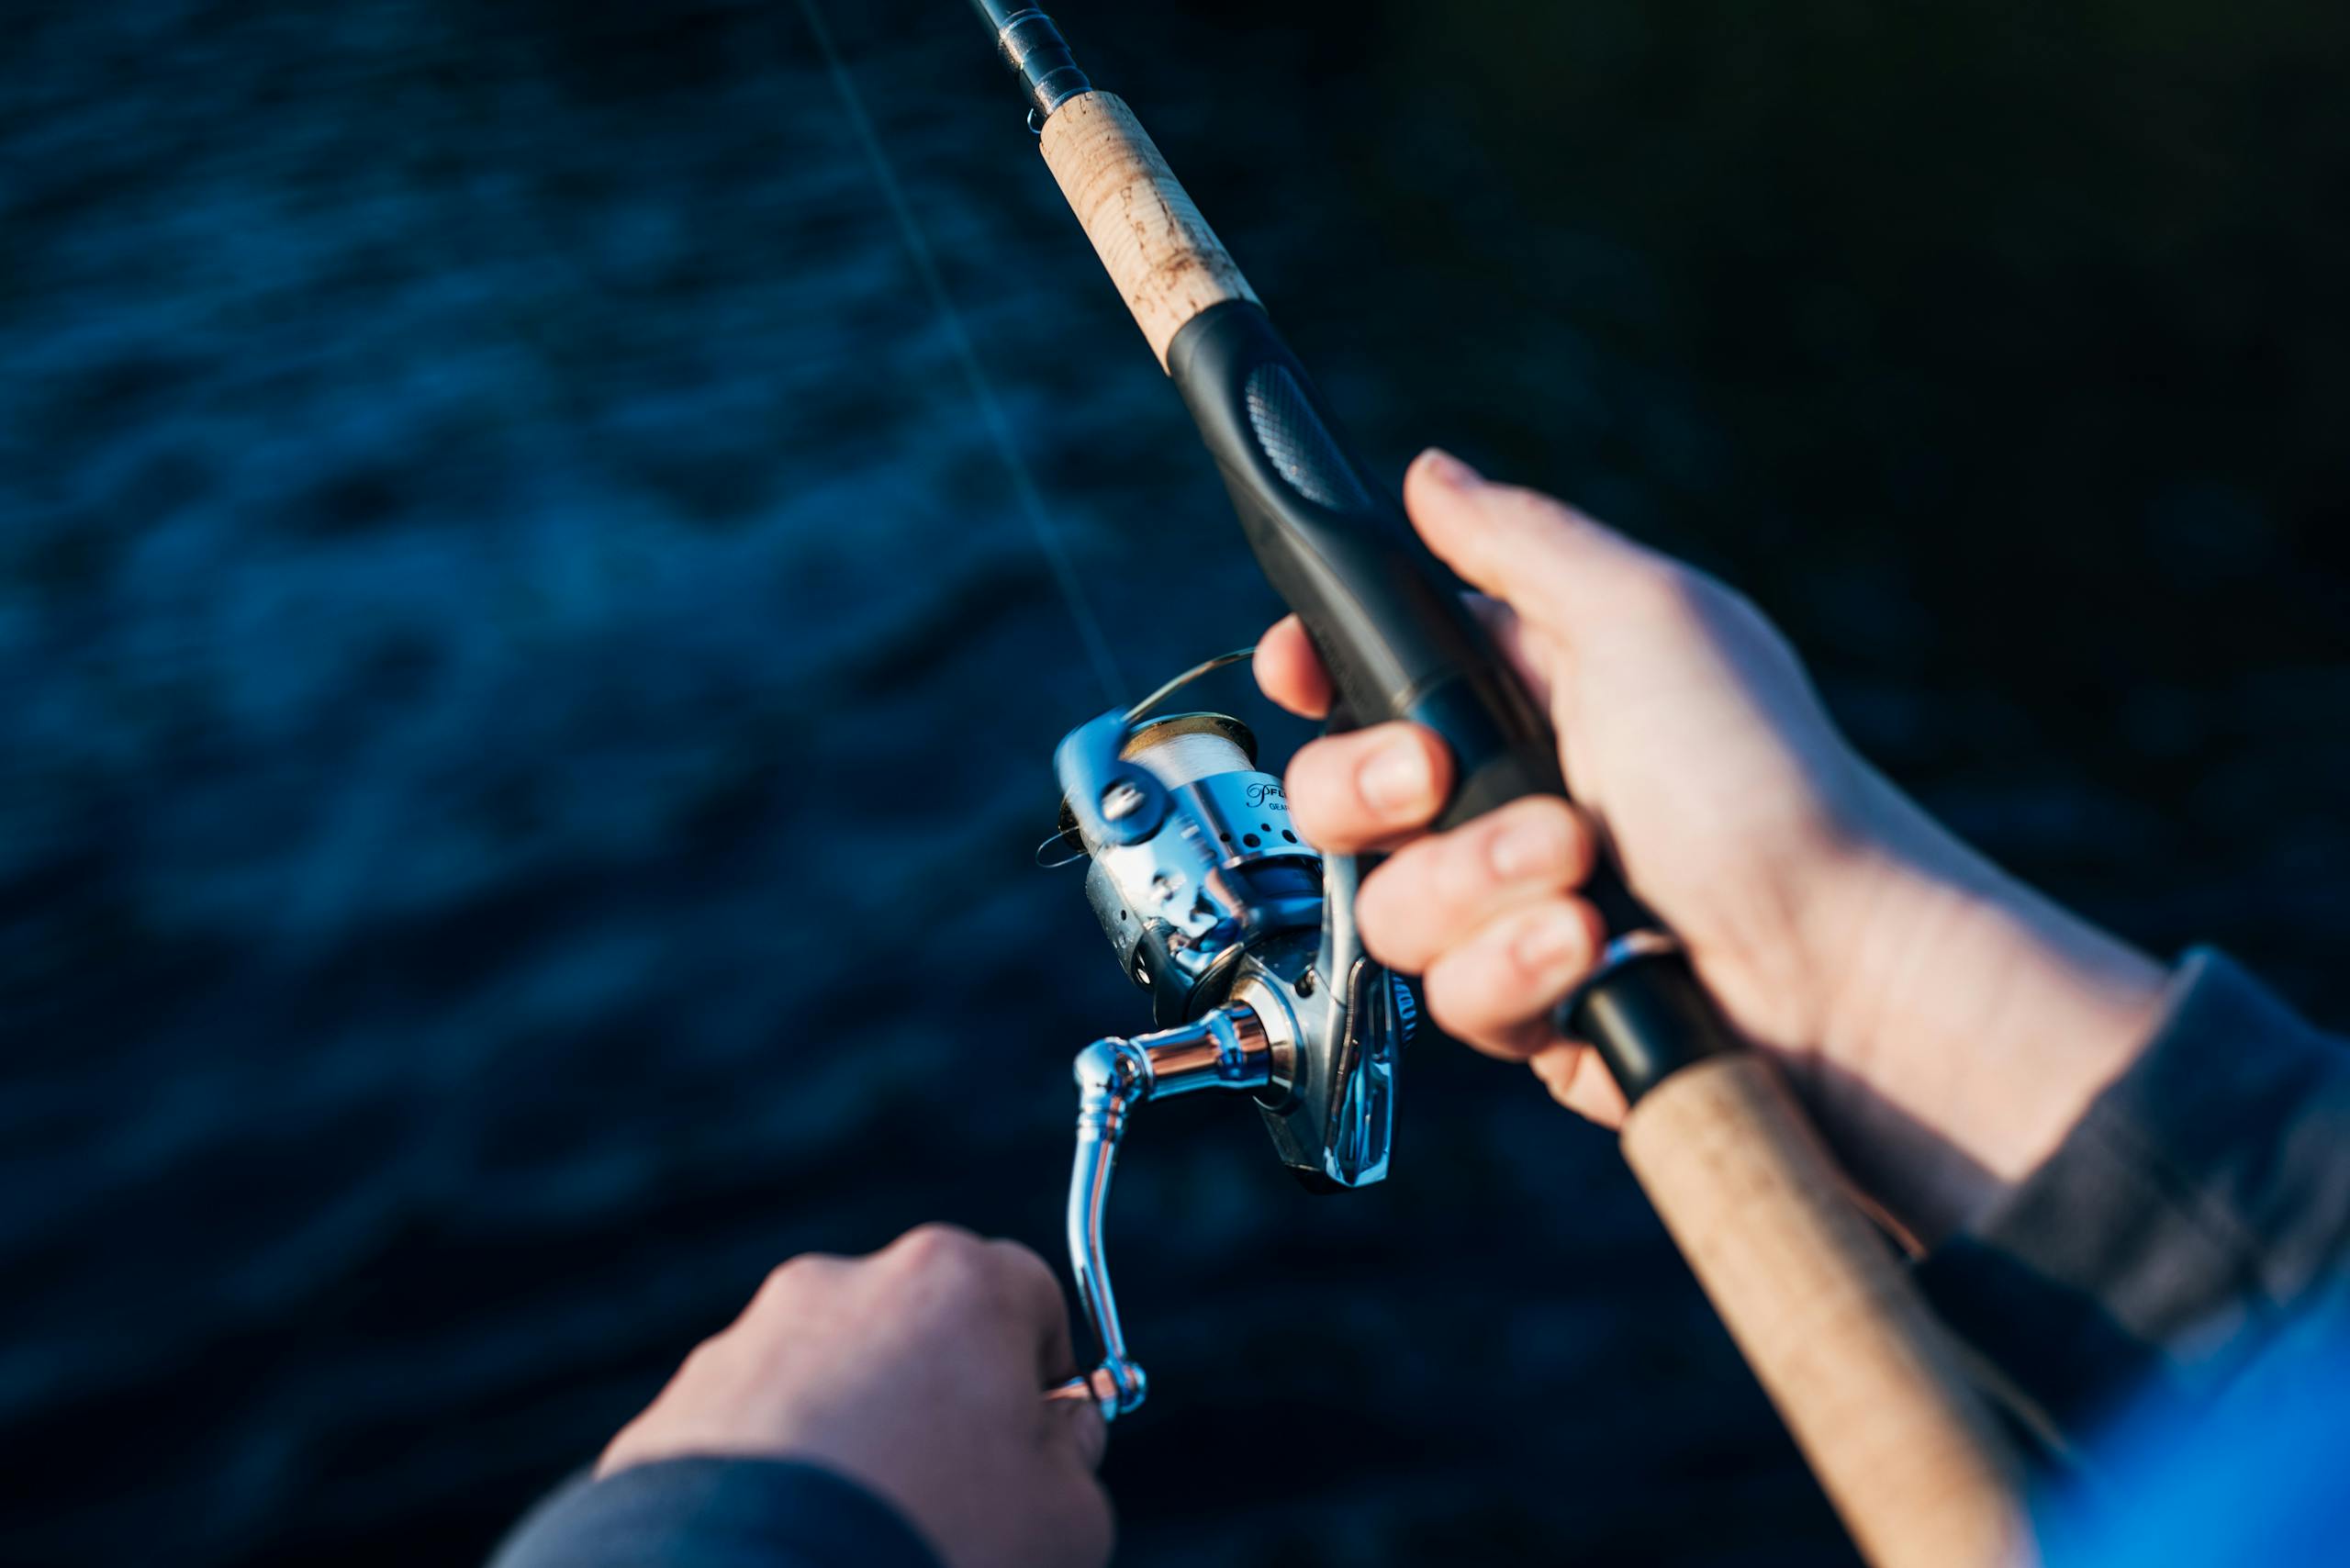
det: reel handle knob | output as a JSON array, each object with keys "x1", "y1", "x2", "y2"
[
  {"x1": 1051, "y1": 1013, "x2": 1273, "y2": 1423},
  {"x1": 1044, "y1": 1361, "x2": 1146, "y2": 1418}
]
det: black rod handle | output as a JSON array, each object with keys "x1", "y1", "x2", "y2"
[{"x1": 1166, "y1": 299, "x2": 1732, "y2": 1101}]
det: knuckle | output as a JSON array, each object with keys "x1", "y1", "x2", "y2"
[
  {"x1": 1507, "y1": 899, "x2": 1603, "y2": 981},
  {"x1": 1419, "y1": 969, "x2": 1550, "y2": 1067},
  {"x1": 1560, "y1": 805, "x2": 1597, "y2": 881},
  {"x1": 1435, "y1": 823, "x2": 1505, "y2": 902},
  {"x1": 1532, "y1": 1044, "x2": 1596, "y2": 1110},
  {"x1": 744, "y1": 1253, "x2": 835, "y2": 1321},
  {"x1": 1573, "y1": 896, "x2": 1607, "y2": 954},
  {"x1": 895, "y1": 1220, "x2": 980, "y2": 1259},
  {"x1": 1292, "y1": 725, "x2": 1444, "y2": 843},
  {"x1": 1489, "y1": 481, "x2": 1580, "y2": 532},
  {"x1": 755, "y1": 1253, "x2": 823, "y2": 1301},
  {"x1": 982, "y1": 1240, "x2": 1067, "y2": 1331},
  {"x1": 983, "y1": 1237, "x2": 1056, "y2": 1294},
  {"x1": 1282, "y1": 745, "x2": 1346, "y2": 835},
  {"x1": 1424, "y1": 903, "x2": 1595, "y2": 1039},
  {"x1": 1356, "y1": 910, "x2": 1415, "y2": 974},
  {"x1": 674, "y1": 1333, "x2": 733, "y2": 1385},
  {"x1": 890, "y1": 1223, "x2": 987, "y2": 1285},
  {"x1": 1420, "y1": 958, "x2": 1480, "y2": 1036},
  {"x1": 1497, "y1": 798, "x2": 1582, "y2": 875},
  {"x1": 1599, "y1": 553, "x2": 1699, "y2": 624},
  {"x1": 1352, "y1": 857, "x2": 1427, "y2": 969}
]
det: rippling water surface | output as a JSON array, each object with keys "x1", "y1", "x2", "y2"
[{"x1": 6, "y1": 2, "x2": 2347, "y2": 1564}]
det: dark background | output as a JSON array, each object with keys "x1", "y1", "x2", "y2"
[{"x1": 5, "y1": 0, "x2": 2348, "y2": 1563}]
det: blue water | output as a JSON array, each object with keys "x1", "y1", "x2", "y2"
[{"x1": 6, "y1": 1, "x2": 2348, "y2": 1564}]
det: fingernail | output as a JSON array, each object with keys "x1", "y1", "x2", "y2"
[
  {"x1": 1417, "y1": 447, "x2": 1483, "y2": 491},
  {"x1": 1489, "y1": 818, "x2": 1559, "y2": 881},
  {"x1": 1513, "y1": 908, "x2": 1588, "y2": 973},
  {"x1": 1359, "y1": 735, "x2": 1434, "y2": 813}
]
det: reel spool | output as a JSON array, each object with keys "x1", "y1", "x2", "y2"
[
  {"x1": 1055, "y1": 711, "x2": 1321, "y2": 1025},
  {"x1": 1042, "y1": 653, "x2": 1417, "y2": 1419}
]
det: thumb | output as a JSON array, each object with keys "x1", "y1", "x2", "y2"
[{"x1": 1402, "y1": 449, "x2": 1665, "y2": 641}]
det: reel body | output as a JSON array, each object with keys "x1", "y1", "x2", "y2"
[{"x1": 1045, "y1": 661, "x2": 1416, "y2": 1417}]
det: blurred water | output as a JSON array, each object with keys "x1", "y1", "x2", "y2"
[{"x1": 4, "y1": 2, "x2": 2347, "y2": 1565}]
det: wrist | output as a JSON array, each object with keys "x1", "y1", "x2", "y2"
[{"x1": 1801, "y1": 773, "x2": 2169, "y2": 1245}]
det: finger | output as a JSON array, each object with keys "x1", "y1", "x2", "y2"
[
  {"x1": 1404, "y1": 449, "x2": 1673, "y2": 643},
  {"x1": 1420, "y1": 896, "x2": 1605, "y2": 1060},
  {"x1": 734, "y1": 1251, "x2": 845, "y2": 1330},
  {"x1": 1284, "y1": 722, "x2": 1455, "y2": 853},
  {"x1": 1354, "y1": 797, "x2": 1595, "y2": 975},
  {"x1": 980, "y1": 1238, "x2": 1082, "y2": 1384},
  {"x1": 1050, "y1": 1389, "x2": 1111, "y2": 1472},
  {"x1": 1466, "y1": 593, "x2": 1561, "y2": 712},
  {"x1": 1252, "y1": 614, "x2": 1332, "y2": 720},
  {"x1": 1529, "y1": 1042, "x2": 1630, "y2": 1127},
  {"x1": 996, "y1": 1236, "x2": 1109, "y2": 1472},
  {"x1": 1262, "y1": 598, "x2": 1555, "y2": 721}
]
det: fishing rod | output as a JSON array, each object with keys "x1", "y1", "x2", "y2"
[{"x1": 966, "y1": 6, "x2": 2030, "y2": 1563}]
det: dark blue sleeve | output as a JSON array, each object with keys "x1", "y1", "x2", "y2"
[
  {"x1": 1914, "y1": 947, "x2": 2350, "y2": 1444},
  {"x1": 489, "y1": 1456, "x2": 944, "y2": 1568}
]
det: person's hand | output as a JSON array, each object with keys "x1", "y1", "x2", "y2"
[
  {"x1": 599, "y1": 1225, "x2": 1111, "y2": 1568},
  {"x1": 1258, "y1": 449, "x2": 2167, "y2": 1244}
]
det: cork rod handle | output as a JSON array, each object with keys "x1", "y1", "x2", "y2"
[
  {"x1": 1037, "y1": 93, "x2": 1258, "y2": 367},
  {"x1": 1621, "y1": 1054, "x2": 2031, "y2": 1568}
]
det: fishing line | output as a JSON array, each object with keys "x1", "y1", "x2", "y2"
[{"x1": 793, "y1": 0, "x2": 1128, "y2": 707}]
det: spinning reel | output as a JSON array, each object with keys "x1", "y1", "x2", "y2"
[{"x1": 1042, "y1": 653, "x2": 1416, "y2": 1418}]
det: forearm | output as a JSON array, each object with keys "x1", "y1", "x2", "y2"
[
  {"x1": 1807, "y1": 789, "x2": 2350, "y2": 1441},
  {"x1": 491, "y1": 1458, "x2": 942, "y2": 1568},
  {"x1": 1909, "y1": 947, "x2": 2350, "y2": 1443},
  {"x1": 1808, "y1": 772, "x2": 2169, "y2": 1246}
]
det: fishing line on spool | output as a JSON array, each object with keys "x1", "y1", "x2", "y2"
[
  {"x1": 1034, "y1": 644, "x2": 1258, "y2": 868},
  {"x1": 795, "y1": 0, "x2": 1128, "y2": 707}
]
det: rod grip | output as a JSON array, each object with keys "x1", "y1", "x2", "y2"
[
  {"x1": 1037, "y1": 92, "x2": 1259, "y2": 367},
  {"x1": 1620, "y1": 1052, "x2": 2031, "y2": 1568}
]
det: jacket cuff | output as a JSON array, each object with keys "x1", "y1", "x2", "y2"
[
  {"x1": 489, "y1": 1456, "x2": 943, "y2": 1568},
  {"x1": 1914, "y1": 948, "x2": 2350, "y2": 1443}
]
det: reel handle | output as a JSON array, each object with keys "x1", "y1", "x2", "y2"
[{"x1": 1052, "y1": 1012, "x2": 1278, "y2": 1423}]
